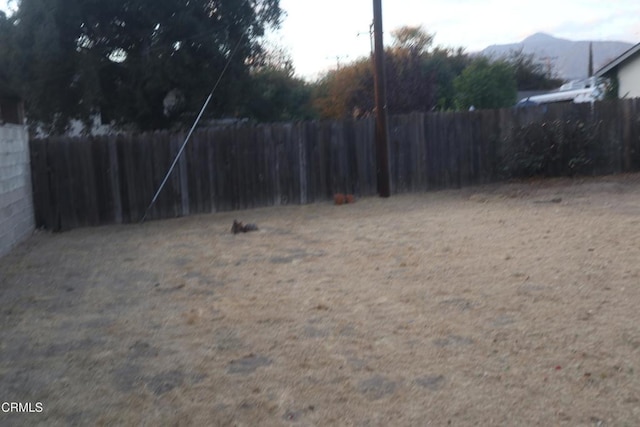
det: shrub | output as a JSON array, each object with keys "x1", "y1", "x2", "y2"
[{"x1": 502, "y1": 118, "x2": 603, "y2": 178}]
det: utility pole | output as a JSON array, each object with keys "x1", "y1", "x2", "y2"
[
  {"x1": 372, "y1": 0, "x2": 391, "y2": 197},
  {"x1": 588, "y1": 42, "x2": 594, "y2": 77}
]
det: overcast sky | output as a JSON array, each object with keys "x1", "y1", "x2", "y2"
[
  {"x1": 274, "y1": 0, "x2": 640, "y2": 79},
  {"x1": 2, "y1": 0, "x2": 639, "y2": 80}
]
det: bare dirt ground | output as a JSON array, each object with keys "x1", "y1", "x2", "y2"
[{"x1": 1, "y1": 174, "x2": 640, "y2": 426}]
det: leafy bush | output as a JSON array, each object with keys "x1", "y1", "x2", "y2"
[
  {"x1": 453, "y1": 58, "x2": 517, "y2": 110},
  {"x1": 502, "y1": 118, "x2": 603, "y2": 178}
]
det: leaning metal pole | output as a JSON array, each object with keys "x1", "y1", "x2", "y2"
[{"x1": 372, "y1": 0, "x2": 391, "y2": 197}]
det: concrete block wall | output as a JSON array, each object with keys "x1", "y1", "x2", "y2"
[{"x1": 0, "y1": 124, "x2": 34, "y2": 258}]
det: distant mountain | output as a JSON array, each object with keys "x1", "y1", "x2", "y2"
[{"x1": 481, "y1": 32, "x2": 634, "y2": 81}]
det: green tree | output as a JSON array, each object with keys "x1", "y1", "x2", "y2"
[
  {"x1": 245, "y1": 48, "x2": 316, "y2": 121},
  {"x1": 1, "y1": 0, "x2": 282, "y2": 133},
  {"x1": 246, "y1": 69, "x2": 315, "y2": 121},
  {"x1": 453, "y1": 57, "x2": 516, "y2": 110},
  {"x1": 423, "y1": 46, "x2": 469, "y2": 110},
  {"x1": 0, "y1": 11, "x2": 16, "y2": 95}
]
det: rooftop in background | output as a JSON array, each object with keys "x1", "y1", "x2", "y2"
[{"x1": 595, "y1": 42, "x2": 640, "y2": 76}]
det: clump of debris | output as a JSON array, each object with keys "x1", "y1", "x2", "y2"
[{"x1": 231, "y1": 220, "x2": 258, "y2": 234}]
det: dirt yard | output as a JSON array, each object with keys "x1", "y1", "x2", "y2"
[{"x1": 1, "y1": 174, "x2": 640, "y2": 426}]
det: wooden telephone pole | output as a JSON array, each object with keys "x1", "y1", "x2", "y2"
[
  {"x1": 588, "y1": 42, "x2": 594, "y2": 77},
  {"x1": 372, "y1": 0, "x2": 391, "y2": 197}
]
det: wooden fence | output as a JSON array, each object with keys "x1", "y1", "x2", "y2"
[{"x1": 29, "y1": 99, "x2": 640, "y2": 231}]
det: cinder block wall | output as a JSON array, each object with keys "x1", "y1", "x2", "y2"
[{"x1": 0, "y1": 124, "x2": 34, "y2": 258}]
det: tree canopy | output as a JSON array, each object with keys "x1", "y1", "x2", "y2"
[
  {"x1": 453, "y1": 57, "x2": 517, "y2": 110},
  {"x1": 0, "y1": 11, "x2": 17, "y2": 96},
  {"x1": 312, "y1": 26, "x2": 470, "y2": 119},
  {"x1": 1, "y1": 0, "x2": 282, "y2": 133},
  {"x1": 311, "y1": 26, "x2": 574, "y2": 118},
  {"x1": 1, "y1": 9, "x2": 573, "y2": 131},
  {"x1": 245, "y1": 47, "x2": 315, "y2": 122},
  {"x1": 391, "y1": 25, "x2": 434, "y2": 56}
]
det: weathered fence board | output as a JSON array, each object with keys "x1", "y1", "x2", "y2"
[{"x1": 30, "y1": 99, "x2": 640, "y2": 231}]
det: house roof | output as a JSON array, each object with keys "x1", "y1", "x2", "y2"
[{"x1": 595, "y1": 42, "x2": 640, "y2": 77}]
